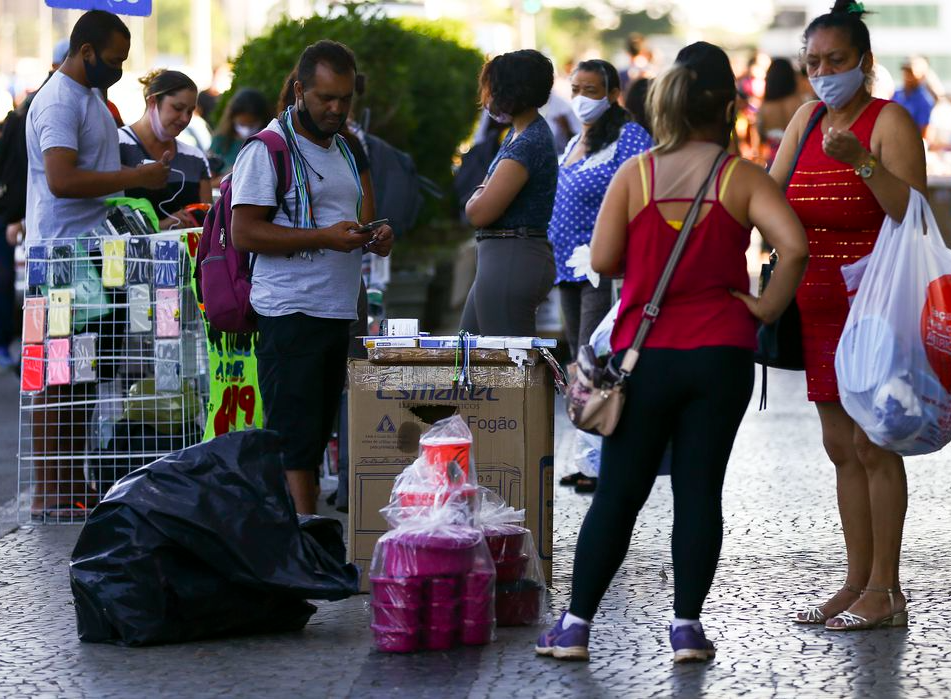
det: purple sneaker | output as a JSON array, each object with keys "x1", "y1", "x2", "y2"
[
  {"x1": 669, "y1": 623, "x2": 716, "y2": 663},
  {"x1": 535, "y1": 612, "x2": 590, "y2": 661}
]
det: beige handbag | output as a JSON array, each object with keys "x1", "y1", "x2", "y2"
[{"x1": 566, "y1": 151, "x2": 729, "y2": 436}]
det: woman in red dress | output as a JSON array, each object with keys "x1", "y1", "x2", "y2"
[{"x1": 770, "y1": 0, "x2": 927, "y2": 630}]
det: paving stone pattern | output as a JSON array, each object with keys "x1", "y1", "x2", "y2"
[{"x1": 1, "y1": 370, "x2": 950, "y2": 698}]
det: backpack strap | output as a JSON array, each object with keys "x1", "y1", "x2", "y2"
[{"x1": 248, "y1": 129, "x2": 294, "y2": 222}]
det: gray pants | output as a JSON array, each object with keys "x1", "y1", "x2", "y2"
[
  {"x1": 460, "y1": 238, "x2": 555, "y2": 336},
  {"x1": 558, "y1": 280, "x2": 614, "y2": 360}
]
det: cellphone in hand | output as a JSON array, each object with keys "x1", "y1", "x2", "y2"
[{"x1": 352, "y1": 218, "x2": 388, "y2": 236}]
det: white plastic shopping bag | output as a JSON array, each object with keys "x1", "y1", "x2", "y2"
[{"x1": 835, "y1": 190, "x2": 951, "y2": 455}]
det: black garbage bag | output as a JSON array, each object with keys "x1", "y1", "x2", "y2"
[{"x1": 69, "y1": 429, "x2": 360, "y2": 646}]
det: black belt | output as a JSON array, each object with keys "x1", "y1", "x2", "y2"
[{"x1": 475, "y1": 227, "x2": 549, "y2": 241}]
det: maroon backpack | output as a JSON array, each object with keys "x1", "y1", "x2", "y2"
[{"x1": 195, "y1": 129, "x2": 293, "y2": 333}]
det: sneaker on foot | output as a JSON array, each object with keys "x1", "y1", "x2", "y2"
[
  {"x1": 535, "y1": 612, "x2": 590, "y2": 661},
  {"x1": 669, "y1": 623, "x2": 716, "y2": 663}
]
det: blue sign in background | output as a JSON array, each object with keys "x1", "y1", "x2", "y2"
[{"x1": 45, "y1": 0, "x2": 152, "y2": 17}]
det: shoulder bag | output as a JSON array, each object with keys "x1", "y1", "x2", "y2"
[
  {"x1": 753, "y1": 104, "x2": 827, "y2": 408},
  {"x1": 566, "y1": 150, "x2": 730, "y2": 436}
]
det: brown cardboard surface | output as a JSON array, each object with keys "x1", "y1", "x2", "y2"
[{"x1": 348, "y1": 353, "x2": 554, "y2": 591}]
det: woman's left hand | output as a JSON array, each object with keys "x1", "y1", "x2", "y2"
[
  {"x1": 365, "y1": 224, "x2": 394, "y2": 257},
  {"x1": 822, "y1": 127, "x2": 866, "y2": 168}
]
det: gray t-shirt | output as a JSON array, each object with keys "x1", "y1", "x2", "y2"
[
  {"x1": 230, "y1": 120, "x2": 363, "y2": 319},
  {"x1": 25, "y1": 71, "x2": 121, "y2": 242}
]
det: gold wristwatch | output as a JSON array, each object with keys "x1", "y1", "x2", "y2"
[{"x1": 855, "y1": 153, "x2": 878, "y2": 179}]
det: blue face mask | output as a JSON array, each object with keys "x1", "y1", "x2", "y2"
[{"x1": 809, "y1": 55, "x2": 866, "y2": 110}]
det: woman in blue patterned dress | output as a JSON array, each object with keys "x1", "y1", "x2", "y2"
[{"x1": 551, "y1": 60, "x2": 652, "y2": 491}]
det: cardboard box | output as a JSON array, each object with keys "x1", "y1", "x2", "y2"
[{"x1": 348, "y1": 348, "x2": 554, "y2": 591}]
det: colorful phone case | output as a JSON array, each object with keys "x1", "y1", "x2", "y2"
[
  {"x1": 50, "y1": 245, "x2": 74, "y2": 287},
  {"x1": 153, "y1": 240, "x2": 179, "y2": 287},
  {"x1": 72, "y1": 333, "x2": 98, "y2": 384},
  {"x1": 27, "y1": 246, "x2": 48, "y2": 287},
  {"x1": 101, "y1": 238, "x2": 126, "y2": 288},
  {"x1": 46, "y1": 338, "x2": 70, "y2": 386},
  {"x1": 126, "y1": 236, "x2": 152, "y2": 284},
  {"x1": 21, "y1": 344, "x2": 44, "y2": 393},
  {"x1": 47, "y1": 289, "x2": 72, "y2": 337},
  {"x1": 128, "y1": 284, "x2": 152, "y2": 333},
  {"x1": 155, "y1": 340, "x2": 181, "y2": 392},
  {"x1": 155, "y1": 288, "x2": 180, "y2": 338},
  {"x1": 22, "y1": 297, "x2": 46, "y2": 344}
]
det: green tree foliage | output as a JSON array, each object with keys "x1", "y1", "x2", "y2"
[{"x1": 226, "y1": 5, "x2": 485, "y2": 191}]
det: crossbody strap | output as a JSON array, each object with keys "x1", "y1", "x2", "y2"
[
  {"x1": 618, "y1": 150, "x2": 730, "y2": 376},
  {"x1": 783, "y1": 104, "x2": 826, "y2": 191}
]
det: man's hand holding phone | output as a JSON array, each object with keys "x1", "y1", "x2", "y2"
[{"x1": 353, "y1": 218, "x2": 393, "y2": 257}]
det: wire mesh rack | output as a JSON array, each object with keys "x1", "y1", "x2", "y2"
[{"x1": 17, "y1": 232, "x2": 209, "y2": 524}]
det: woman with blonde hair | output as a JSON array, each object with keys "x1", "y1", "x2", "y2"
[{"x1": 535, "y1": 42, "x2": 808, "y2": 664}]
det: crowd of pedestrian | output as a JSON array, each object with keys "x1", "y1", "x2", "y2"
[{"x1": 3, "y1": 0, "x2": 948, "y2": 669}]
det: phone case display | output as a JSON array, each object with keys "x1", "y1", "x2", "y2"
[
  {"x1": 128, "y1": 284, "x2": 152, "y2": 333},
  {"x1": 22, "y1": 297, "x2": 46, "y2": 345},
  {"x1": 21, "y1": 344, "x2": 44, "y2": 393},
  {"x1": 156, "y1": 289, "x2": 180, "y2": 338},
  {"x1": 101, "y1": 238, "x2": 126, "y2": 288},
  {"x1": 48, "y1": 289, "x2": 73, "y2": 338},
  {"x1": 73, "y1": 333, "x2": 98, "y2": 384},
  {"x1": 50, "y1": 245, "x2": 74, "y2": 287},
  {"x1": 27, "y1": 246, "x2": 48, "y2": 287},
  {"x1": 18, "y1": 232, "x2": 209, "y2": 526},
  {"x1": 126, "y1": 237, "x2": 152, "y2": 285},
  {"x1": 155, "y1": 340, "x2": 181, "y2": 392},
  {"x1": 47, "y1": 338, "x2": 71, "y2": 386},
  {"x1": 154, "y1": 241, "x2": 179, "y2": 287}
]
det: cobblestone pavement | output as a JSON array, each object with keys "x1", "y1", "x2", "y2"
[{"x1": 2, "y1": 369, "x2": 951, "y2": 698}]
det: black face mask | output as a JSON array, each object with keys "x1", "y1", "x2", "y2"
[
  {"x1": 296, "y1": 101, "x2": 340, "y2": 142},
  {"x1": 83, "y1": 49, "x2": 123, "y2": 90}
]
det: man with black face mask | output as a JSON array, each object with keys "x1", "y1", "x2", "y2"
[
  {"x1": 26, "y1": 9, "x2": 169, "y2": 243},
  {"x1": 231, "y1": 41, "x2": 394, "y2": 515},
  {"x1": 23, "y1": 10, "x2": 170, "y2": 522}
]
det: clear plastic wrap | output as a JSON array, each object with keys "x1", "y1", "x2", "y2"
[
  {"x1": 369, "y1": 417, "x2": 495, "y2": 654},
  {"x1": 475, "y1": 488, "x2": 547, "y2": 627}
]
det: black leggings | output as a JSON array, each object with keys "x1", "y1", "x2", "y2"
[{"x1": 569, "y1": 346, "x2": 754, "y2": 621}]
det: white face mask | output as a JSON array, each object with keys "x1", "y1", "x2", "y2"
[
  {"x1": 234, "y1": 123, "x2": 260, "y2": 140},
  {"x1": 808, "y1": 54, "x2": 867, "y2": 110},
  {"x1": 571, "y1": 95, "x2": 611, "y2": 124}
]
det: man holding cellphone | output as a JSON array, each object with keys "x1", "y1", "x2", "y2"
[{"x1": 231, "y1": 40, "x2": 393, "y2": 515}]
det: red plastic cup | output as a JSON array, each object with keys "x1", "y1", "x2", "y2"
[
  {"x1": 460, "y1": 619, "x2": 493, "y2": 646},
  {"x1": 372, "y1": 602, "x2": 421, "y2": 630},
  {"x1": 495, "y1": 580, "x2": 543, "y2": 627},
  {"x1": 494, "y1": 554, "x2": 530, "y2": 583},
  {"x1": 422, "y1": 601, "x2": 458, "y2": 627},
  {"x1": 484, "y1": 526, "x2": 529, "y2": 561},
  {"x1": 372, "y1": 624, "x2": 420, "y2": 653},
  {"x1": 419, "y1": 437, "x2": 471, "y2": 484},
  {"x1": 421, "y1": 623, "x2": 457, "y2": 651},
  {"x1": 463, "y1": 570, "x2": 496, "y2": 598},
  {"x1": 461, "y1": 595, "x2": 495, "y2": 624},
  {"x1": 424, "y1": 576, "x2": 459, "y2": 604},
  {"x1": 370, "y1": 576, "x2": 423, "y2": 608}
]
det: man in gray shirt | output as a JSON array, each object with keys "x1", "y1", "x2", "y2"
[
  {"x1": 232, "y1": 41, "x2": 393, "y2": 515},
  {"x1": 25, "y1": 10, "x2": 169, "y2": 520},
  {"x1": 26, "y1": 10, "x2": 169, "y2": 243}
]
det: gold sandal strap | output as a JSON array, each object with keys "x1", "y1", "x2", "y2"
[{"x1": 863, "y1": 586, "x2": 900, "y2": 613}]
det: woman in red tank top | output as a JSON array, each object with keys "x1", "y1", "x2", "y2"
[
  {"x1": 536, "y1": 42, "x2": 807, "y2": 665},
  {"x1": 771, "y1": 1, "x2": 927, "y2": 631}
]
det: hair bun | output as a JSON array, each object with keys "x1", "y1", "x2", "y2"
[{"x1": 831, "y1": 0, "x2": 867, "y2": 17}]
